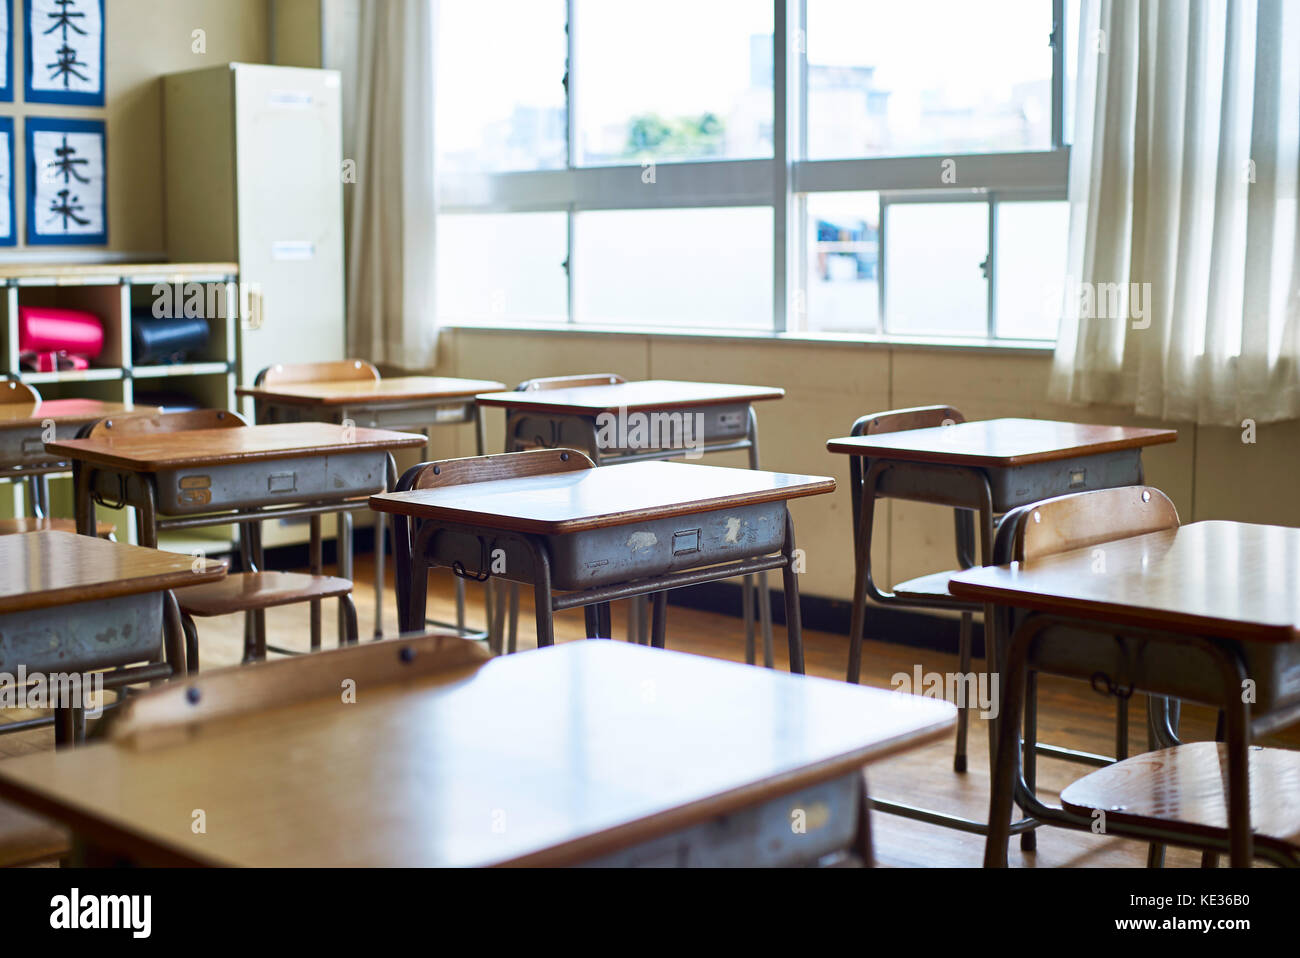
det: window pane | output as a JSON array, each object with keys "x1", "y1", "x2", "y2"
[
  {"x1": 803, "y1": 193, "x2": 880, "y2": 333},
  {"x1": 436, "y1": 214, "x2": 568, "y2": 324},
  {"x1": 885, "y1": 202, "x2": 988, "y2": 337},
  {"x1": 436, "y1": 2, "x2": 567, "y2": 173},
  {"x1": 574, "y1": 0, "x2": 773, "y2": 165},
  {"x1": 573, "y1": 208, "x2": 772, "y2": 329},
  {"x1": 995, "y1": 201, "x2": 1068, "y2": 340},
  {"x1": 806, "y1": 0, "x2": 1054, "y2": 159}
]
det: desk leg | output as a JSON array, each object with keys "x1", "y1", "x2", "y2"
[
  {"x1": 309, "y1": 516, "x2": 323, "y2": 651},
  {"x1": 531, "y1": 540, "x2": 555, "y2": 648},
  {"x1": 73, "y1": 462, "x2": 96, "y2": 538},
  {"x1": 781, "y1": 511, "x2": 805, "y2": 675},
  {"x1": 337, "y1": 509, "x2": 354, "y2": 644},
  {"x1": 746, "y1": 411, "x2": 775, "y2": 666},
  {"x1": 855, "y1": 771, "x2": 875, "y2": 867},
  {"x1": 650, "y1": 591, "x2": 667, "y2": 649}
]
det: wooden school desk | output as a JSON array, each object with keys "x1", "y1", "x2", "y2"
[
  {"x1": 0, "y1": 396, "x2": 159, "y2": 517},
  {"x1": 0, "y1": 638, "x2": 955, "y2": 866},
  {"x1": 826, "y1": 417, "x2": 1177, "y2": 833},
  {"x1": 949, "y1": 521, "x2": 1300, "y2": 867},
  {"x1": 477, "y1": 379, "x2": 786, "y2": 661},
  {"x1": 371, "y1": 453, "x2": 834, "y2": 671},
  {"x1": 46, "y1": 423, "x2": 425, "y2": 647},
  {"x1": 237, "y1": 375, "x2": 507, "y2": 636},
  {"x1": 0, "y1": 531, "x2": 225, "y2": 744}
]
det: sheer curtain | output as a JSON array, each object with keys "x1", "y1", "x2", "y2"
[
  {"x1": 341, "y1": 0, "x2": 440, "y2": 369},
  {"x1": 1050, "y1": 0, "x2": 1300, "y2": 425}
]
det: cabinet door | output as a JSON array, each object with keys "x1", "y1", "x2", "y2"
[{"x1": 233, "y1": 65, "x2": 345, "y2": 393}]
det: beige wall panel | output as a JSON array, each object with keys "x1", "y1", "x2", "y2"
[{"x1": 1193, "y1": 421, "x2": 1300, "y2": 526}]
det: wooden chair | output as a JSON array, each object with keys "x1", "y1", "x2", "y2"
[
  {"x1": 0, "y1": 799, "x2": 68, "y2": 867},
  {"x1": 995, "y1": 485, "x2": 1183, "y2": 860},
  {"x1": 1, "y1": 378, "x2": 40, "y2": 404},
  {"x1": 846, "y1": 405, "x2": 981, "y2": 771},
  {"x1": 1059, "y1": 741, "x2": 1300, "y2": 867},
  {"x1": 392, "y1": 449, "x2": 599, "y2": 653},
  {"x1": 106, "y1": 631, "x2": 483, "y2": 749},
  {"x1": 254, "y1": 358, "x2": 381, "y2": 388},
  {"x1": 0, "y1": 515, "x2": 115, "y2": 538},
  {"x1": 86, "y1": 410, "x2": 358, "y2": 670},
  {"x1": 516, "y1": 373, "x2": 626, "y2": 392}
]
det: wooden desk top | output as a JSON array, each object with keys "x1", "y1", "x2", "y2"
[
  {"x1": 45, "y1": 422, "x2": 427, "y2": 471},
  {"x1": 0, "y1": 641, "x2": 953, "y2": 866},
  {"x1": 475, "y1": 380, "x2": 785, "y2": 415},
  {"x1": 371, "y1": 460, "x2": 836, "y2": 534},
  {"x1": 949, "y1": 521, "x2": 1300, "y2": 644},
  {"x1": 0, "y1": 531, "x2": 226, "y2": 615},
  {"x1": 0, "y1": 399, "x2": 161, "y2": 432},
  {"x1": 825, "y1": 418, "x2": 1177, "y2": 467},
  {"x1": 236, "y1": 376, "x2": 508, "y2": 406}
]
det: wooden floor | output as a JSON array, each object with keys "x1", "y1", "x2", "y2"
[{"x1": 3, "y1": 553, "x2": 1297, "y2": 868}]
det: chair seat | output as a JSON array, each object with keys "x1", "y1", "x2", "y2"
[
  {"x1": 0, "y1": 516, "x2": 115, "y2": 539},
  {"x1": 892, "y1": 570, "x2": 977, "y2": 606},
  {"x1": 1061, "y1": 742, "x2": 1300, "y2": 855},
  {"x1": 0, "y1": 799, "x2": 68, "y2": 866},
  {"x1": 175, "y1": 572, "x2": 353, "y2": 617}
]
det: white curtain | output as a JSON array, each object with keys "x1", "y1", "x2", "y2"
[
  {"x1": 1050, "y1": 0, "x2": 1300, "y2": 425},
  {"x1": 344, "y1": 0, "x2": 440, "y2": 369}
]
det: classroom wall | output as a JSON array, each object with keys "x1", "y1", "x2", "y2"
[
  {"x1": 414, "y1": 328, "x2": 1299, "y2": 606},
  {"x1": 0, "y1": 0, "x2": 270, "y2": 256}
]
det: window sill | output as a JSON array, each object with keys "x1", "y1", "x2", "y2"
[{"x1": 440, "y1": 321, "x2": 1057, "y2": 356}]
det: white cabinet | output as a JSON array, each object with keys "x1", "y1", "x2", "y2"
[{"x1": 163, "y1": 63, "x2": 345, "y2": 418}]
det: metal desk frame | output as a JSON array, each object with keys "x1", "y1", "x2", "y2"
[
  {"x1": 843, "y1": 437, "x2": 1152, "y2": 842},
  {"x1": 388, "y1": 464, "x2": 807, "y2": 674},
  {"x1": 69, "y1": 436, "x2": 400, "y2": 652},
  {"x1": 247, "y1": 391, "x2": 490, "y2": 638},
  {"x1": 986, "y1": 612, "x2": 1300, "y2": 868},
  {"x1": 498, "y1": 400, "x2": 776, "y2": 664}
]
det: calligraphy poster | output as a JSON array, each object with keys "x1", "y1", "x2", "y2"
[
  {"x1": 0, "y1": 1, "x2": 13, "y2": 102},
  {"x1": 25, "y1": 0, "x2": 103, "y2": 106},
  {"x1": 26, "y1": 117, "x2": 106, "y2": 245},
  {"x1": 0, "y1": 118, "x2": 13, "y2": 245}
]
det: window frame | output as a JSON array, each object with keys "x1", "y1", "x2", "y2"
[{"x1": 436, "y1": 0, "x2": 1071, "y2": 342}]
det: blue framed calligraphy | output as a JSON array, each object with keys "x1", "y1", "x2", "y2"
[
  {"x1": 26, "y1": 116, "x2": 106, "y2": 245},
  {"x1": 0, "y1": 1, "x2": 14, "y2": 102},
  {"x1": 24, "y1": 0, "x2": 103, "y2": 106},
  {"x1": 0, "y1": 118, "x2": 15, "y2": 245}
]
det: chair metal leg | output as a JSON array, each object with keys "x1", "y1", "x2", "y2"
[
  {"x1": 954, "y1": 610, "x2": 973, "y2": 773},
  {"x1": 340, "y1": 592, "x2": 359, "y2": 647},
  {"x1": 651, "y1": 591, "x2": 667, "y2": 649},
  {"x1": 373, "y1": 511, "x2": 386, "y2": 637},
  {"x1": 1020, "y1": 669, "x2": 1038, "y2": 852},
  {"x1": 181, "y1": 612, "x2": 200, "y2": 674}
]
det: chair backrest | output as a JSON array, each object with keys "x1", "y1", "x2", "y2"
[
  {"x1": 515, "y1": 373, "x2": 626, "y2": 392},
  {"x1": 108, "y1": 632, "x2": 486, "y2": 748},
  {"x1": 1, "y1": 379, "x2": 40, "y2": 405},
  {"x1": 255, "y1": 359, "x2": 381, "y2": 387},
  {"x1": 398, "y1": 448, "x2": 596, "y2": 492},
  {"x1": 1008, "y1": 486, "x2": 1180, "y2": 563},
  {"x1": 87, "y1": 408, "x2": 247, "y2": 439},
  {"x1": 851, "y1": 404, "x2": 965, "y2": 438}
]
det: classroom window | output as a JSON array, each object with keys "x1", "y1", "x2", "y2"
[
  {"x1": 573, "y1": 207, "x2": 773, "y2": 330},
  {"x1": 804, "y1": 0, "x2": 1054, "y2": 160},
  {"x1": 434, "y1": 0, "x2": 1072, "y2": 342},
  {"x1": 573, "y1": 0, "x2": 774, "y2": 166},
  {"x1": 435, "y1": 1, "x2": 568, "y2": 173},
  {"x1": 435, "y1": 213, "x2": 569, "y2": 324},
  {"x1": 994, "y1": 200, "x2": 1070, "y2": 340}
]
